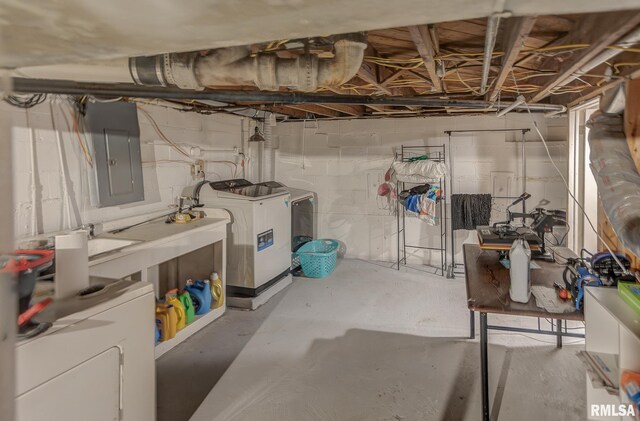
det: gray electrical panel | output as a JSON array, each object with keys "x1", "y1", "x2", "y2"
[{"x1": 84, "y1": 101, "x2": 145, "y2": 207}]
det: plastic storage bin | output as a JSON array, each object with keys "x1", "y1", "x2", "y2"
[{"x1": 296, "y1": 239, "x2": 340, "y2": 278}]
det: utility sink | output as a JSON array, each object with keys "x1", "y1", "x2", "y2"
[{"x1": 88, "y1": 238, "x2": 141, "y2": 257}]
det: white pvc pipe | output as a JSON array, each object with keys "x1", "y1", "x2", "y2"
[
  {"x1": 257, "y1": 120, "x2": 264, "y2": 183},
  {"x1": 263, "y1": 118, "x2": 273, "y2": 182},
  {"x1": 544, "y1": 26, "x2": 640, "y2": 100},
  {"x1": 241, "y1": 118, "x2": 247, "y2": 180},
  {"x1": 26, "y1": 109, "x2": 38, "y2": 236},
  {"x1": 200, "y1": 147, "x2": 237, "y2": 153}
]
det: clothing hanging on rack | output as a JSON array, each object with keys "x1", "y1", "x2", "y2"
[
  {"x1": 451, "y1": 194, "x2": 492, "y2": 230},
  {"x1": 407, "y1": 183, "x2": 431, "y2": 195},
  {"x1": 403, "y1": 185, "x2": 441, "y2": 225}
]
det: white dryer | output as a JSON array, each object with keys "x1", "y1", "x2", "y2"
[
  {"x1": 16, "y1": 279, "x2": 155, "y2": 421},
  {"x1": 196, "y1": 179, "x2": 291, "y2": 296},
  {"x1": 258, "y1": 181, "x2": 317, "y2": 271}
]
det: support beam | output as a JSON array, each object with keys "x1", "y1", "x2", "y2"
[
  {"x1": 381, "y1": 69, "x2": 408, "y2": 87},
  {"x1": 10, "y1": 78, "x2": 566, "y2": 112},
  {"x1": 285, "y1": 104, "x2": 341, "y2": 118},
  {"x1": 428, "y1": 24, "x2": 448, "y2": 92},
  {"x1": 488, "y1": 16, "x2": 537, "y2": 101},
  {"x1": 408, "y1": 25, "x2": 442, "y2": 92},
  {"x1": 530, "y1": 11, "x2": 640, "y2": 103}
]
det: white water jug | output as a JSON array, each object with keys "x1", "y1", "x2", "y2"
[{"x1": 509, "y1": 238, "x2": 531, "y2": 303}]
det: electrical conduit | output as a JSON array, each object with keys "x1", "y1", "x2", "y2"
[
  {"x1": 262, "y1": 117, "x2": 273, "y2": 182},
  {"x1": 26, "y1": 109, "x2": 39, "y2": 236}
]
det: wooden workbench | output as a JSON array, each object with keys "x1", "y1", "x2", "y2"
[{"x1": 463, "y1": 243, "x2": 585, "y2": 421}]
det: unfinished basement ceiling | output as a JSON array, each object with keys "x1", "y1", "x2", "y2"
[
  {"x1": 220, "y1": 10, "x2": 640, "y2": 118},
  {"x1": 6, "y1": 6, "x2": 640, "y2": 118}
]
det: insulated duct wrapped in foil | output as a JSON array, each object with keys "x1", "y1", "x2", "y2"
[{"x1": 587, "y1": 112, "x2": 640, "y2": 256}]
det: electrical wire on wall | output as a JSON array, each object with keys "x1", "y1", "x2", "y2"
[
  {"x1": 49, "y1": 100, "x2": 73, "y2": 230},
  {"x1": 53, "y1": 100, "x2": 87, "y2": 225},
  {"x1": 137, "y1": 105, "x2": 240, "y2": 179},
  {"x1": 3, "y1": 93, "x2": 47, "y2": 109}
]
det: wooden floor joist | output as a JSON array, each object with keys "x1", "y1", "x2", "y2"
[
  {"x1": 488, "y1": 16, "x2": 537, "y2": 101},
  {"x1": 285, "y1": 104, "x2": 341, "y2": 118},
  {"x1": 319, "y1": 103, "x2": 366, "y2": 116},
  {"x1": 408, "y1": 25, "x2": 442, "y2": 93},
  {"x1": 357, "y1": 64, "x2": 393, "y2": 95}
]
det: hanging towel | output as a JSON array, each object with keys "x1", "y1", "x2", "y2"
[
  {"x1": 419, "y1": 194, "x2": 437, "y2": 225},
  {"x1": 451, "y1": 194, "x2": 492, "y2": 230}
]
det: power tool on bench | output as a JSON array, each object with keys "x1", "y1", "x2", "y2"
[
  {"x1": 477, "y1": 192, "x2": 567, "y2": 260},
  {"x1": 563, "y1": 251, "x2": 633, "y2": 310}
]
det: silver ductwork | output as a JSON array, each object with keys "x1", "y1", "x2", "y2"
[
  {"x1": 15, "y1": 33, "x2": 368, "y2": 92},
  {"x1": 587, "y1": 106, "x2": 640, "y2": 257}
]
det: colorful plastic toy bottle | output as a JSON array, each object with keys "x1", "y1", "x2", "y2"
[
  {"x1": 178, "y1": 289, "x2": 195, "y2": 324},
  {"x1": 165, "y1": 288, "x2": 186, "y2": 331},
  {"x1": 210, "y1": 272, "x2": 224, "y2": 309},
  {"x1": 185, "y1": 279, "x2": 211, "y2": 315}
]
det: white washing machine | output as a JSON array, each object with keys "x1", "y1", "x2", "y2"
[
  {"x1": 15, "y1": 279, "x2": 155, "y2": 421},
  {"x1": 195, "y1": 179, "x2": 291, "y2": 296}
]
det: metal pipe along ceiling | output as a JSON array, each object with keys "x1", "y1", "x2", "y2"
[
  {"x1": 10, "y1": 78, "x2": 567, "y2": 113},
  {"x1": 540, "y1": 26, "x2": 640, "y2": 100},
  {"x1": 479, "y1": 13, "x2": 503, "y2": 95}
]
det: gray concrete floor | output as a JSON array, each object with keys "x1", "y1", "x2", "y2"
[
  {"x1": 156, "y1": 293, "x2": 285, "y2": 421},
  {"x1": 157, "y1": 259, "x2": 586, "y2": 421}
]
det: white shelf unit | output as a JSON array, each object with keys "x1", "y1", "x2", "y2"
[
  {"x1": 153, "y1": 238, "x2": 227, "y2": 359},
  {"x1": 88, "y1": 211, "x2": 230, "y2": 360},
  {"x1": 585, "y1": 287, "x2": 640, "y2": 420},
  {"x1": 154, "y1": 305, "x2": 225, "y2": 358}
]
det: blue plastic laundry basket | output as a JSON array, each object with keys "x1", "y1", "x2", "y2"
[{"x1": 296, "y1": 239, "x2": 340, "y2": 278}]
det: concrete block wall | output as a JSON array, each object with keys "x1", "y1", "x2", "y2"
[
  {"x1": 273, "y1": 113, "x2": 569, "y2": 265},
  {"x1": 8, "y1": 100, "x2": 255, "y2": 240}
]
